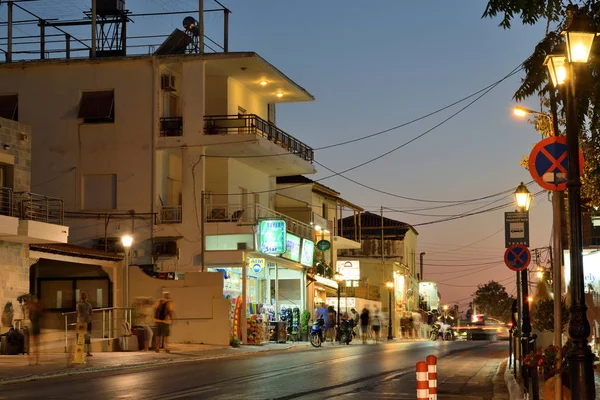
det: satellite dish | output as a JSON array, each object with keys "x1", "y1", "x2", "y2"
[{"x1": 183, "y1": 16, "x2": 200, "y2": 36}]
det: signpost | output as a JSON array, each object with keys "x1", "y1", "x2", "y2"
[
  {"x1": 504, "y1": 244, "x2": 531, "y2": 272},
  {"x1": 505, "y1": 212, "x2": 530, "y2": 248},
  {"x1": 528, "y1": 136, "x2": 584, "y2": 191}
]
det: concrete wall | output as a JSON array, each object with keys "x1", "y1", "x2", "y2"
[
  {"x1": 129, "y1": 266, "x2": 229, "y2": 345},
  {"x1": 0, "y1": 118, "x2": 32, "y2": 193},
  {"x1": 227, "y1": 78, "x2": 268, "y2": 118}
]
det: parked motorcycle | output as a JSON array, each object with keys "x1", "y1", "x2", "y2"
[
  {"x1": 309, "y1": 317, "x2": 326, "y2": 348},
  {"x1": 429, "y1": 321, "x2": 441, "y2": 341},
  {"x1": 339, "y1": 318, "x2": 353, "y2": 345}
]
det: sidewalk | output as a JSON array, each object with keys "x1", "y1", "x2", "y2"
[{"x1": 0, "y1": 342, "x2": 309, "y2": 385}]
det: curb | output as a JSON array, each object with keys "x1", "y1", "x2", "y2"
[
  {"x1": 504, "y1": 358, "x2": 525, "y2": 400},
  {"x1": 0, "y1": 343, "x2": 306, "y2": 385}
]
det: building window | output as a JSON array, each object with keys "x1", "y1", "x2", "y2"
[
  {"x1": 78, "y1": 90, "x2": 115, "y2": 123},
  {"x1": 83, "y1": 174, "x2": 117, "y2": 210},
  {"x1": 322, "y1": 203, "x2": 328, "y2": 219},
  {"x1": 267, "y1": 103, "x2": 276, "y2": 124},
  {"x1": 0, "y1": 94, "x2": 18, "y2": 121}
]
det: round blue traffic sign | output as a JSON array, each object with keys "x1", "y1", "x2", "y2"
[{"x1": 504, "y1": 244, "x2": 531, "y2": 272}]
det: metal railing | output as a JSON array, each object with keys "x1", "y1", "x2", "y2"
[
  {"x1": 0, "y1": 186, "x2": 14, "y2": 217},
  {"x1": 343, "y1": 284, "x2": 381, "y2": 301},
  {"x1": 62, "y1": 307, "x2": 133, "y2": 353},
  {"x1": 15, "y1": 192, "x2": 64, "y2": 225},
  {"x1": 204, "y1": 114, "x2": 314, "y2": 163},
  {"x1": 160, "y1": 205, "x2": 182, "y2": 224},
  {"x1": 159, "y1": 117, "x2": 183, "y2": 137},
  {"x1": 204, "y1": 202, "x2": 313, "y2": 240}
]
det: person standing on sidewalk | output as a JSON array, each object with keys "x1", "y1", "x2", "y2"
[
  {"x1": 154, "y1": 292, "x2": 174, "y2": 353},
  {"x1": 359, "y1": 308, "x2": 370, "y2": 344},
  {"x1": 76, "y1": 292, "x2": 93, "y2": 356},
  {"x1": 371, "y1": 308, "x2": 382, "y2": 343},
  {"x1": 28, "y1": 296, "x2": 43, "y2": 365}
]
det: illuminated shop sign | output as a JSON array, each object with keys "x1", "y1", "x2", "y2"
[
  {"x1": 258, "y1": 220, "x2": 287, "y2": 254},
  {"x1": 300, "y1": 239, "x2": 315, "y2": 267},
  {"x1": 282, "y1": 233, "x2": 301, "y2": 262}
]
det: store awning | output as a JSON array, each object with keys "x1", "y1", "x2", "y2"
[{"x1": 311, "y1": 274, "x2": 338, "y2": 289}]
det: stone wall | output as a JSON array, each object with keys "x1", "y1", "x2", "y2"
[
  {"x1": 0, "y1": 117, "x2": 32, "y2": 193},
  {"x1": 0, "y1": 241, "x2": 30, "y2": 327}
]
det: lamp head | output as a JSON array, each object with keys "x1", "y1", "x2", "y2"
[
  {"x1": 563, "y1": 9, "x2": 598, "y2": 63},
  {"x1": 514, "y1": 182, "x2": 532, "y2": 212},
  {"x1": 121, "y1": 235, "x2": 133, "y2": 248}
]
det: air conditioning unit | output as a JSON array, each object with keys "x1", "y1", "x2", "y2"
[
  {"x1": 161, "y1": 74, "x2": 176, "y2": 91},
  {"x1": 237, "y1": 242, "x2": 247, "y2": 250},
  {"x1": 152, "y1": 240, "x2": 178, "y2": 257}
]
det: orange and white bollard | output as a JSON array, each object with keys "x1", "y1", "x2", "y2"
[
  {"x1": 416, "y1": 361, "x2": 429, "y2": 400},
  {"x1": 426, "y1": 355, "x2": 437, "y2": 400}
]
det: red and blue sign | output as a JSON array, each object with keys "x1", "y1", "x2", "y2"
[
  {"x1": 504, "y1": 244, "x2": 531, "y2": 272},
  {"x1": 528, "y1": 136, "x2": 584, "y2": 191}
]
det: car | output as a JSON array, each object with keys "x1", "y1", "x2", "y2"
[{"x1": 466, "y1": 315, "x2": 509, "y2": 341}]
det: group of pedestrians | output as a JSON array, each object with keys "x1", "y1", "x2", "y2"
[{"x1": 348, "y1": 307, "x2": 383, "y2": 344}]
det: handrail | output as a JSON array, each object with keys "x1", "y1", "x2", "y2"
[
  {"x1": 63, "y1": 306, "x2": 134, "y2": 352},
  {"x1": 61, "y1": 306, "x2": 134, "y2": 316},
  {"x1": 204, "y1": 114, "x2": 314, "y2": 163}
]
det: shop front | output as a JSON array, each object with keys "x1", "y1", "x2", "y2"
[{"x1": 208, "y1": 220, "x2": 315, "y2": 344}]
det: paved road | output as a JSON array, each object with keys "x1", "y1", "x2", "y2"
[{"x1": 0, "y1": 340, "x2": 507, "y2": 399}]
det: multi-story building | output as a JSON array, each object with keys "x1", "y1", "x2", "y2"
[
  {"x1": 338, "y1": 212, "x2": 419, "y2": 337},
  {"x1": 0, "y1": 22, "x2": 324, "y2": 343},
  {"x1": 275, "y1": 175, "x2": 362, "y2": 311}
]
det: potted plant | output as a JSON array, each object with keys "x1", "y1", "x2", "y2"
[
  {"x1": 16, "y1": 293, "x2": 34, "y2": 320},
  {"x1": 300, "y1": 310, "x2": 311, "y2": 342}
]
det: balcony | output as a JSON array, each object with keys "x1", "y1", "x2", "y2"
[
  {"x1": 204, "y1": 114, "x2": 314, "y2": 163},
  {"x1": 159, "y1": 205, "x2": 182, "y2": 224},
  {"x1": 343, "y1": 283, "x2": 381, "y2": 302},
  {"x1": 204, "y1": 203, "x2": 313, "y2": 240},
  {"x1": 160, "y1": 117, "x2": 183, "y2": 137},
  {"x1": 0, "y1": 189, "x2": 68, "y2": 244}
]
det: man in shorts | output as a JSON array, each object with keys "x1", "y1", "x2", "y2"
[{"x1": 154, "y1": 292, "x2": 174, "y2": 353}]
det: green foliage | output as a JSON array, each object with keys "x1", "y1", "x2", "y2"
[
  {"x1": 300, "y1": 310, "x2": 311, "y2": 334},
  {"x1": 531, "y1": 297, "x2": 569, "y2": 332},
  {"x1": 483, "y1": 0, "x2": 600, "y2": 206},
  {"x1": 472, "y1": 281, "x2": 515, "y2": 321},
  {"x1": 230, "y1": 337, "x2": 241, "y2": 348}
]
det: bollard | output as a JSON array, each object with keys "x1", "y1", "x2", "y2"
[
  {"x1": 416, "y1": 361, "x2": 429, "y2": 400},
  {"x1": 426, "y1": 355, "x2": 437, "y2": 400}
]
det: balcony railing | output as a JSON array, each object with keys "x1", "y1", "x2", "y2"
[
  {"x1": 204, "y1": 114, "x2": 314, "y2": 163},
  {"x1": 343, "y1": 284, "x2": 381, "y2": 301},
  {"x1": 159, "y1": 205, "x2": 182, "y2": 224},
  {"x1": 160, "y1": 117, "x2": 183, "y2": 137},
  {"x1": 204, "y1": 202, "x2": 313, "y2": 240},
  {"x1": 15, "y1": 192, "x2": 64, "y2": 225},
  {"x1": 0, "y1": 186, "x2": 14, "y2": 217}
]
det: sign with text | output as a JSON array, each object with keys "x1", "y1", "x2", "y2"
[
  {"x1": 258, "y1": 220, "x2": 287, "y2": 254},
  {"x1": 300, "y1": 239, "x2": 315, "y2": 267},
  {"x1": 248, "y1": 258, "x2": 265, "y2": 274},
  {"x1": 282, "y1": 233, "x2": 301, "y2": 262},
  {"x1": 336, "y1": 260, "x2": 361, "y2": 280},
  {"x1": 504, "y1": 211, "x2": 529, "y2": 248}
]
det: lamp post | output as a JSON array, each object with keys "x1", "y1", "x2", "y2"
[
  {"x1": 544, "y1": 6, "x2": 597, "y2": 398},
  {"x1": 334, "y1": 271, "x2": 343, "y2": 343},
  {"x1": 514, "y1": 182, "x2": 533, "y2": 384},
  {"x1": 121, "y1": 235, "x2": 133, "y2": 308},
  {"x1": 386, "y1": 281, "x2": 394, "y2": 340}
]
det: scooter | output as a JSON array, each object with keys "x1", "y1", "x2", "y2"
[
  {"x1": 429, "y1": 321, "x2": 441, "y2": 341},
  {"x1": 309, "y1": 317, "x2": 326, "y2": 348},
  {"x1": 339, "y1": 318, "x2": 353, "y2": 345}
]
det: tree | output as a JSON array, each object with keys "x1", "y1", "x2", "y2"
[
  {"x1": 483, "y1": 1, "x2": 600, "y2": 207},
  {"x1": 472, "y1": 281, "x2": 515, "y2": 321}
]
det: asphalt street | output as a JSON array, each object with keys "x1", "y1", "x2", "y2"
[{"x1": 0, "y1": 340, "x2": 506, "y2": 400}]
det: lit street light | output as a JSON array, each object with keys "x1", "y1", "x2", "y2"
[
  {"x1": 544, "y1": 6, "x2": 598, "y2": 398},
  {"x1": 122, "y1": 235, "x2": 133, "y2": 308},
  {"x1": 386, "y1": 281, "x2": 394, "y2": 340}
]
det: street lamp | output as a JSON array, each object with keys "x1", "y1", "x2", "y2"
[
  {"x1": 544, "y1": 6, "x2": 597, "y2": 398},
  {"x1": 386, "y1": 281, "x2": 394, "y2": 340},
  {"x1": 122, "y1": 235, "x2": 133, "y2": 308},
  {"x1": 334, "y1": 271, "x2": 343, "y2": 342},
  {"x1": 514, "y1": 182, "x2": 532, "y2": 212}
]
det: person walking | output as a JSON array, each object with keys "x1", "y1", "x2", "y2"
[
  {"x1": 154, "y1": 292, "x2": 174, "y2": 353},
  {"x1": 28, "y1": 296, "x2": 43, "y2": 365},
  {"x1": 350, "y1": 308, "x2": 359, "y2": 337},
  {"x1": 76, "y1": 292, "x2": 93, "y2": 356},
  {"x1": 371, "y1": 308, "x2": 382, "y2": 343},
  {"x1": 359, "y1": 308, "x2": 370, "y2": 344},
  {"x1": 134, "y1": 297, "x2": 154, "y2": 351},
  {"x1": 326, "y1": 306, "x2": 336, "y2": 343}
]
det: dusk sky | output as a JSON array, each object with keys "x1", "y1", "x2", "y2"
[{"x1": 2, "y1": 1, "x2": 556, "y2": 309}]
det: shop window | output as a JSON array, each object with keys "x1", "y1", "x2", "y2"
[
  {"x1": 0, "y1": 94, "x2": 18, "y2": 121},
  {"x1": 39, "y1": 278, "x2": 111, "y2": 310},
  {"x1": 83, "y1": 174, "x2": 117, "y2": 210},
  {"x1": 78, "y1": 90, "x2": 115, "y2": 123},
  {"x1": 76, "y1": 280, "x2": 109, "y2": 308}
]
